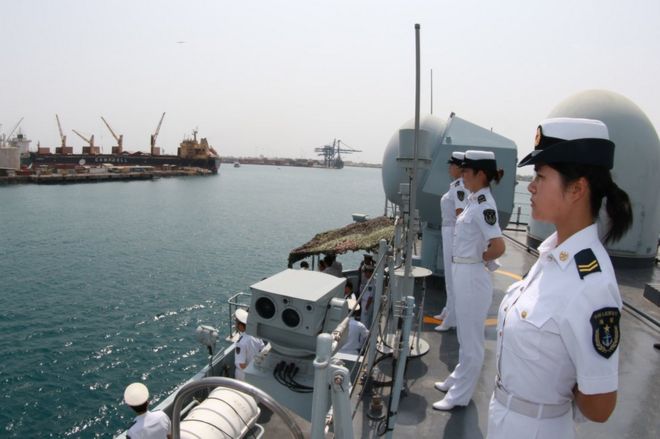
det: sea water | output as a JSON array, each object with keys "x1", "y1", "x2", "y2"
[{"x1": 0, "y1": 166, "x2": 531, "y2": 437}]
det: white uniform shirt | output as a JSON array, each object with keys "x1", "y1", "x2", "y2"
[
  {"x1": 235, "y1": 333, "x2": 265, "y2": 380},
  {"x1": 496, "y1": 224, "x2": 621, "y2": 405},
  {"x1": 453, "y1": 187, "x2": 502, "y2": 260},
  {"x1": 440, "y1": 177, "x2": 468, "y2": 226},
  {"x1": 339, "y1": 318, "x2": 369, "y2": 354},
  {"x1": 126, "y1": 410, "x2": 170, "y2": 439}
]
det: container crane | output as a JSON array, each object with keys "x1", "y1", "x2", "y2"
[
  {"x1": 150, "y1": 112, "x2": 166, "y2": 155},
  {"x1": 72, "y1": 129, "x2": 100, "y2": 155},
  {"x1": 101, "y1": 116, "x2": 123, "y2": 154},
  {"x1": 314, "y1": 138, "x2": 361, "y2": 169},
  {"x1": 55, "y1": 115, "x2": 72, "y2": 154}
]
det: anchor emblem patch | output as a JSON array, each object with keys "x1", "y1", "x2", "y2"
[{"x1": 590, "y1": 307, "x2": 620, "y2": 359}]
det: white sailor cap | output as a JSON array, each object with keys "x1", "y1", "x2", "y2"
[
  {"x1": 447, "y1": 151, "x2": 465, "y2": 166},
  {"x1": 235, "y1": 308, "x2": 248, "y2": 325},
  {"x1": 462, "y1": 150, "x2": 497, "y2": 172},
  {"x1": 518, "y1": 117, "x2": 614, "y2": 169},
  {"x1": 124, "y1": 382, "x2": 149, "y2": 406}
]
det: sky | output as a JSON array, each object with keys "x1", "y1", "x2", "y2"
[{"x1": 2, "y1": 0, "x2": 659, "y2": 172}]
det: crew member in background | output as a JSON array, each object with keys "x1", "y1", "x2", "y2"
[
  {"x1": 359, "y1": 260, "x2": 376, "y2": 329},
  {"x1": 323, "y1": 253, "x2": 343, "y2": 277},
  {"x1": 124, "y1": 382, "x2": 171, "y2": 439},
  {"x1": 434, "y1": 151, "x2": 469, "y2": 332},
  {"x1": 433, "y1": 150, "x2": 506, "y2": 411},
  {"x1": 234, "y1": 308, "x2": 265, "y2": 380},
  {"x1": 487, "y1": 118, "x2": 632, "y2": 438},
  {"x1": 339, "y1": 299, "x2": 369, "y2": 355}
]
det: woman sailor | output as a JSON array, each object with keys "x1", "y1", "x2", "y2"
[
  {"x1": 434, "y1": 149, "x2": 506, "y2": 410},
  {"x1": 434, "y1": 151, "x2": 469, "y2": 332},
  {"x1": 487, "y1": 118, "x2": 632, "y2": 438}
]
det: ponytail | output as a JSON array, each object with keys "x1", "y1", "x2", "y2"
[
  {"x1": 603, "y1": 181, "x2": 633, "y2": 244},
  {"x1": 549, "y1": 163, "x2": 633, "y2": 244},
  {"x1": 485, "y1": 168, "x2": 504, "y2": 185}
]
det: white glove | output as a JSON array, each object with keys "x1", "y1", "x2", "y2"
[{"x1": 485, "y1": 259, "x2": 501, "y2": 272}]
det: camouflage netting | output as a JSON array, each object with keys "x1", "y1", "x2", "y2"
[{"x1": 288, "y1": 216, "x2": 395, "y2": 267}]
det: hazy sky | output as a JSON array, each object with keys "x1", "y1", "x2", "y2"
[{"x1": 2, "y1": 0, "x2": 659, "y2": 169}]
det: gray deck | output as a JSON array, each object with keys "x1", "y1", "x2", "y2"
[{"x1": 347, "y1": 229, "x2": 660, "y2": 438}]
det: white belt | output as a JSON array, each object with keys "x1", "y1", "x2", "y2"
[
  {"x1": 495, "y1": 382, "x2": 571, "y2": 419},
  {"x1": 452, "y1": 256, "x2": 482, "y2": 264}
]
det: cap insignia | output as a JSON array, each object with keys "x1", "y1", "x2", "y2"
[
  {"x1": 590, "y1": 307, "x2": 620, "y2": 358},
  {"x1": 574, "y1": 248, "x2": 601, "y2": 279}
]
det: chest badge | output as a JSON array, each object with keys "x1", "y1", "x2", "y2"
[
  {"x1": 590, "y1": 307, "x2": 620, "y2": 358},
  {"x1": 477, "y1": 194, "x2": 487, "y2": 204},
  {"x1": 457, "y1": 190, "x2": 465, "y2": 201},
  {"x1": 559, "y1": 251, "x2": 569, "y2": 262},
  {"x1": 483, "y1": 209, "x2": 497, "y2": 226}
]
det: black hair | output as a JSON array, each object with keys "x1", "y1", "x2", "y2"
[
  {"x1": 548, "y1": 162, "x2": 633, "y2": 244},
  {"x1": 464, "y1": 167, "x2": 504, "y2": 184},
  {"x1": 345, "y1": 279, "x2": 353, "y2": 290},
  {"x1": 130, "y1": 401, "x2": 149, "y2": 414},
  {"x1": 484, "y1": 168, "x2": 504, "y2": 184}
]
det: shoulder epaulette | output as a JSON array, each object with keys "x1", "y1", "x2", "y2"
[
  {"x1": 574, "y1": 248, "x2": 601, "y2": 279},
  {"x1": 477, "y1": 194, "x2": 486, "y2": 204},
  {"x1": 453, "y1": 180, "x2": 460, "y2": 187}
]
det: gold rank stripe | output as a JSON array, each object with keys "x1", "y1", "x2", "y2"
[{"x1": 578, "y1": 260, "x2": 599, "y2": 271}]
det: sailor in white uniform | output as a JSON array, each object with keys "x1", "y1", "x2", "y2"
[
  {"x1": 234, "y1": 308, "x2": 265, "y2": 380},
  {"x1": 124, "y1": 382, "x2": 171, "y2": 439},
  {"x1": 487, "y1": 118, "x2": 633, "y2": 438},
  {"x1": 434, "y1": 150, "x2": 506, "y2": 411},
  {"x1": 339, "y1": 299, "x2": 369, "y2": 355},
  {"x1": 434, "y1": 151, "x2": 469, "y2": 331}
]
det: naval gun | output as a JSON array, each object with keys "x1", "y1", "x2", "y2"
[{"x1": 381, "y1": 113, "x2": 518, "y2": 275}]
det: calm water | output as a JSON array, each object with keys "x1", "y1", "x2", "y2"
[
  {"x1": 0, "y1": 167, "x2": 530, "y2": 437},
  {"x1": 0, "y1": 165, "x2": 385, "y2": 437}
]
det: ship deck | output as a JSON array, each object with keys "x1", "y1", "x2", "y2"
[{"x1": 344, "y1": 229, "x2": 660, "y2": 438}]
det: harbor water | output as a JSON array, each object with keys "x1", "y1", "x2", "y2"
[{"x1": 0, "y1": 166, "x2": 532, "y2": 437}]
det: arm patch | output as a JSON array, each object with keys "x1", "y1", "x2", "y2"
[
  {"x1": 590, "y1": 307, "x2": 620, "y2": 358},
  {"x1": 483, "y1": 209, "x2": 497, "y2": 225}
]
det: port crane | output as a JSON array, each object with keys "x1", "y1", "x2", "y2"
[
  {"x1": 55, "y1": 114, "x2": 66, "y2": 154},
  {"x1": 72, "y1": 129, "x2": 98, "y2": 154},
  {"x1": 314, "y1": 138, "x2": 361, "y2": 169},
  {"x1": 150, "y1": 112, "x2": 166, "y2": 155},
  {"x1": 0, "y1": 117, "x2": 23, "y2": 147},
  {"x1": 101, "y1": 116, "x2": 123, "y2": 154}
]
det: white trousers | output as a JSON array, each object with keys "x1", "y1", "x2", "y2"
[
  {"x1": 487, "y1": 395, "x2": 575, "y2": 439},
  {"x1": 440, "y1": 225, "x2": 456, "y2": 326},
  {"x1": 443, "y1": 263, "x2": 492, "y2": 406}
]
